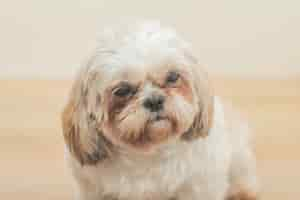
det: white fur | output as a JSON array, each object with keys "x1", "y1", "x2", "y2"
[
  {"x1": 64, "y1": 21, "x2": 258, "y2": 200},
  {"x1": 65, "y1": 97, "x2": 257, "y2": 200}
]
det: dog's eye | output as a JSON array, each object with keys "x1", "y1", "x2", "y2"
[
  {"x1": 165, "y1": 71, "x2": 180, "y2": 85},
  {"x1": 113, "y1": 84, "x2": 134, "y2": 97}
]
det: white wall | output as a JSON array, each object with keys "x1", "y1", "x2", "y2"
[{"x1": 0, "y1": 0, "x2": 299, "y2": 79}]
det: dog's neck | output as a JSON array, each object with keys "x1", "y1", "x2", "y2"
[{"x1": 112, "y1": 137, "x2": 195, "y2": 167}]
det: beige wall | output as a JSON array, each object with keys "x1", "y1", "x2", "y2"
[{"x1": 0, "y1": 0, "x2": 299, "y2": 79}]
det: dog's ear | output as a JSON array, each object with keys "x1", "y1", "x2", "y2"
[
  {"x1": 182, "y1": 57, "x2": 214, "y2": 141},
  {"x1": 62, "y1": 67, "x2": 112, "y2": 166}
]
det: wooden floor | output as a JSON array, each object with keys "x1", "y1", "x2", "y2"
[{"x1": 0, "y1": 79, "x2": 299, "y2": 199}]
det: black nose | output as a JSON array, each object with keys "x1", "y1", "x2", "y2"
[{"x1": 143, "y1": 95, "x2": 165, "y2": 112}]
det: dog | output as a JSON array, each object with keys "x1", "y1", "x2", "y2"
[{"x1": 62, "y1": 21, "x2": 258, "y2": 200}]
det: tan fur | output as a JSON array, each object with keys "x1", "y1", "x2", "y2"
[
  {"x1": 181, "y1": 64, "x2": 214, "y2": 140},
  {"x1": 226, "y1": 190, "x2": 257, "y2": 200},
  {"x1": 62, "y1": 70, "x2": 113, "y2": 165}
]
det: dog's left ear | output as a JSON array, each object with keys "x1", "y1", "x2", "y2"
[
  {"x1": 182, "y1": 57, "x2": 214, "y2": 141},
  {"x1": 62, "y1": 67, "x2": 112, "y2": 166}
]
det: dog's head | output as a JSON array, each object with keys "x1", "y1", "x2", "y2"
[{"x1": 62, "y1": 22, "x2": 214, "y2": 165}]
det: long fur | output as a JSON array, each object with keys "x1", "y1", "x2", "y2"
[{"x1": 62, "y1": 21, "x2": 258, "y2": 200}]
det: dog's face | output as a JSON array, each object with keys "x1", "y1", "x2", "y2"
[
  {"x1": 100, "y1": 62, "x2": 197, "y2": 152},
  {"x1": 62, "y1": 22, "x2": 214, "y2": 165}
]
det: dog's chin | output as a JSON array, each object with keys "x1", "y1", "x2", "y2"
[
  {"x1": 146, "y1": 116, "x2": 173, "y2": 142},
  {"x1": 118, "y1": 117, "x2": 179, "y2": 154}
]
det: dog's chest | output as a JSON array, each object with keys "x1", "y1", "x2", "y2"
[{"x1": 88, "y1": 143, "x2": 207, "y2": 198}]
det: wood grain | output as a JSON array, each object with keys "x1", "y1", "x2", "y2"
[{"x1": 0, "y1": 79, "x2": 299, "y2": 199}]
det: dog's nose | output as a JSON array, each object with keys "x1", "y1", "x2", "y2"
[{"x1": 143, "y1": 95, "x2": 165, "y2": 112}]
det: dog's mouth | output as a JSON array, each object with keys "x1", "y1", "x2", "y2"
[
  {"x1": 149, "y1": 115, "x2": 168, "y2": 122},
  {"x1": 146, "y1": 114, "x2": 177, "y2": 136},
  {"x1": 115, "y1": 113, "x2": 178, "y2": 151},
  {"x1": 148, "y1": 113, "x2": 179, "y2": 131}
]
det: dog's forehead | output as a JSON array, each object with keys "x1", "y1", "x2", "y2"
[
  {"x1": 92, "y1": 37, "x2": 194, "y2": 89},
  {"x1": 91, "y1": 22, "x2": 199, "y2": 87},
  {"x1": 103, "y1": 58, "x2": 185, "y2": 84}
]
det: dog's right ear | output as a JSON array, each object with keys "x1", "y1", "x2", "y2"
[
  {"x1": 181, "y1": 52, "x2": 214, "y2": 141},
  {"x1": 61, "y1": 67, "x2": 112, "y2": 166}
]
